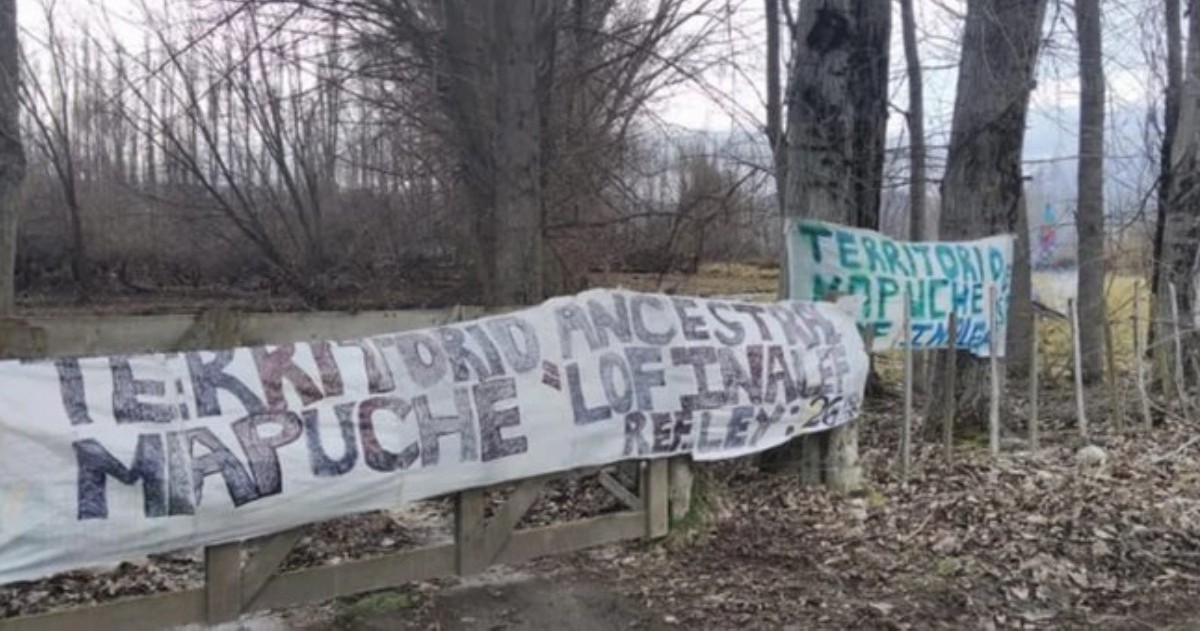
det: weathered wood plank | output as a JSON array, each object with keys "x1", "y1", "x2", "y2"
[
  {"x1": 250, "y1": 544, "x2": 457, "y2": 612},
  {"x1": 597, "y1": 469, "x2": 641, "y2": 510},
  {"x1": 482, "y1": 476, "x2": 548, "y2": 563},
  {"x1": 11, "y1": 307, "x2": 500, "y2": 359},
  {"x1": 455, "y1": 490, "x2": 488, "y2": 575},
  {"x1": 241, "y1": 528, "x2": 306, "y2": 609},
  {"x1": 0, "y1": 589, "x2": 206, "y2": 631},
  {"x1": 205, "y1": 542, "x2": 244, "y2": 624},
  {"x1": 644, "y1": 460, "x2": 670, "y2": 538}
]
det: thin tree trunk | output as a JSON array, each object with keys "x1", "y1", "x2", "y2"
[
  {"x1": 0, "y1": 0, "x2": 23, "y2": 315},
  {"x1": 765, "y1": 0, "x2": 785, "y2": 214},
  {"x1": 1076, "y1": 0, "x2": 1106, "y2": 384},
  {"x1": 900, "y1": 0, "x2": 925, "y2": 242},
  {"x1": 931, "y1": 0, "x2": 1048, "y2": 431}
]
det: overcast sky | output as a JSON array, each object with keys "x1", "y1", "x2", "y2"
[{"x1": 17, "y1": 0, "x2": 1164, "y2": 172}]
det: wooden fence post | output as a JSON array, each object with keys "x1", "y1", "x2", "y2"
[
  {"x1": 1169, "y1": 282, "x2": 1191, "y2": 419},
  {"x1": 989, "y1": 286, "x2": 1000, "y2": 457},
  {"x1": 1070, "y1": 298, "x2": 1088, "y2": 438},
  {"x1": 643, "y1": 460, "x2": 670, "y2": 538},
  {"x1": 901, "y1": 291, "x2": 913, "y2": 478},
  {"x1": 1134, "y1": 283, "x2": 1152, "y2": 428},
  {"x1": 205, "y1": 542, "x2": 243, "y2": 624},
  {"x1": 942, "y1": 313, "x2": 958, "y2": 461},
  {"x1": 1029, "y1": 313, "x2": 1040, "y2": 450}
]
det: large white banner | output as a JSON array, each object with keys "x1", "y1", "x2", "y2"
[
  {"x1": 787, "y1": 219, "x2": 1014, "y2": 357},
  {"x1": 0, "y1": 289, "x2": 867, "y2": 584}
]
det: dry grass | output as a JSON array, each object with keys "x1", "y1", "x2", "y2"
[{"x1": 588, "y1": 261, "x2": 779, "y2": 298}]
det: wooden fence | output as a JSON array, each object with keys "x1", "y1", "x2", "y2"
[{"x1": 0, "y1": 308, "x2": 671, "y2": 631}]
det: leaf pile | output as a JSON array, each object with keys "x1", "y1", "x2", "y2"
[{"x1": 577, "y1": 420, "x2": 1200, "y2": 629}]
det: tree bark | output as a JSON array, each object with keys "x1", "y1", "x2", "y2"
[
  {"x1": 1155, "y1": 2, "x2": 1200, "y2": 383},
  {"x1": 443, "y1": 1, "x2": 549, "y2": 307},
  {"x1": 761, "y1": 0, "x2": 890, "y2": 491},
  {"x1": 0, "y1": 0, "x2": 23, "y2": 315},
  {"x1": 1008, "y1": 188, "x2": 1033, "y2": 376},
  {"x1": 1075, "y1": 0, "x2": 1106, "y2": 384},
  {"x1": 900, "y1": 0, "x2": 925, "y2": 242},
  {"x1": 765, "y1": 0, "x2": 785, "y2": 215},
  {"x1": 930, "y1": 0, "x2": 1047, "y2": 431},
  {"x1": 1151, "y1": 0, "x2": 1183, "y2": 364}
]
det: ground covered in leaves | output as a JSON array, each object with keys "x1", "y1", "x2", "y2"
[{"x1": 6, "y1": 386, "x2": 1200, "y2": 629}]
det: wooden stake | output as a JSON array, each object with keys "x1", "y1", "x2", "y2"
[
  {"x1": 1070, "y1": 298, "x2": 1088, "y2": 438},
  {"x1": 1029, "y1": 313, "x2": 1039, "y2": 450},
  {"x1": 942, "y1": 313, "x2": 957, "y2": 461},
  {"x1": 988, "y1": 286, "x2": 1000, "y2": 458},
  {"x1": 901, "y1": 291, "x2": 913, "y2": 478},
  {"x1": 1134, "y1": 282, "x2": 1152, "y2": 428},
  {"x1": 1169, "y1": 281, "x2": 1191, "y2": 418},
  {"x1": 1103, "y1": 302, "x2": 1123, "y2": 430}
]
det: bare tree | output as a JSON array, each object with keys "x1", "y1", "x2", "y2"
[
  {"x1": 0, "y1": 0, "x2": 22, "y2": 313},
  {"x1": 931, "y1": 0, "x2": 1047, "y2": 429},
  {"x1": 900, "y1": 0, "x2": 925, "y2": 242},
  {"x1": 760, "y1": 0, "x2": 890, "y2": 490},
  {"x1": 18, "y1": 2, "x2": 90, "y2": 296},
  {"x1": 1076, "y1": 0, "x2": 1106, "y2": 383},
  {"x1": 1155, "y1": 0, "x2": 1200, "y2": 379}
]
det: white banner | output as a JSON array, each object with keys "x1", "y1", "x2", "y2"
[
  {"x1": 787, "y1": 219, "x2": 1014, "y2": 357},
  {"x1": 0, "y1": 289, "x2": 867, "y2": 584}
]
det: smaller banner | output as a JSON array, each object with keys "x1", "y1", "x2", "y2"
[{"x1": 786, "y1": 219, "x2": 1014, "y2": 357}]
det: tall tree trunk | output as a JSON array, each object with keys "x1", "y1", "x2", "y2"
[
  {"x1": 900, "y1": 0, "x2": 925, "y2": 242},
  {"x1": 443, "y1": 1, "x2": 548, "y2": 307},
  {"x1": 0, "y1": 0, "x2": 23, "y2": 315},
  {"x1": 1155, "y1": 0, "x2": 1184, "y2": 294},
  {"x1": 1008, "y1": 186, "x2": 1033, "y2": 376},
  {"x1": 760, "y1": 0, "x2": 890, "y2": 491},
  {"x1": 1151, "y1": 0, "x2": 1183, "y2": 363},
  {"x1": 1075, "y1": 0, "x2": 1106, "y2": 384},
  {"x1": 765, "y1": 0, "x2": 785, "y2": 214},
  {"x1": 931, "y1": 0, "x2": 1047, "y2": 430},
  {"x1": 1155, "y1": 2, "x2": 1200, "y2": 383}
]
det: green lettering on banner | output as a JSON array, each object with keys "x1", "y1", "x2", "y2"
[
  {"x1": 970, "y1": 283, "x2": 983, "y2": 315},
  {"x1": 928, "y1": 278, "x2": 949, "y2": 319},
  {"x1": 848, "y1": 275, "x2": 871, "y2": 319},
  {"x1": 911, "y1": 244, "x2": 935, "y2": 275},
  {"x1": 906, "y1": 278, "x2": 927, "y2": 319},
  {"x1": 881, "y1": 240, "x2": 908, "y2": 275},
  {"x1": 935, "y1": 245, "x2": 958, "y2": 279},
  {"x1": 799, "y1": 222, "x2": 833, "y2": 263},
  {"x1": 955, "y1": 246, "x2": 978, "y2": 282},
  {"x1": 837, "y1": 230, "x2": 861, "y2": 269},
  {"x1": 974, "y1": 247, "x2": 985, "y2": 281},
  {"x1": 813, "y1": 274, "x2": 843, "y2": 301},
  {"x1": 861, "y1": 237, "x2": 885, "y2": 273},
  {"x1": 877, "y1": 277, "x2": 900, "y2": 319},
  {"x1": 988, "y1": 247, "x2": 1005, "y2": 281}
]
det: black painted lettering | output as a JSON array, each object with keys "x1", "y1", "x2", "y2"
[
  {"x1": 414, "y1": 389, "x2": 478, "y2": 466},
  {"x1": 187, "y1": 350, "x2": 266, "y2": 417},
  {"x1": 358, "y1": 396, "x2": 420, "y2": 472},
  {"x1": 304, "y1": 404, "x2": 359, "y2": 477},
  {"x1": 232, "y1": 412, "x2": 304, "y2": 497},
  {"x1": 110, "y1": 357, "x2": 177, "y2": 423},
  {"x1": 474, "y1": 377, "x2": 527, "y2": 462},
  {"x1": 186, "y1": 427, "x2": 260, "y2": 507},
  {"x1": 74, "y1": 435, "x2": 166, "y2": 519}
]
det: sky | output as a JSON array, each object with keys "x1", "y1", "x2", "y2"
[{"x1": 16, "y1": 0, "x2": 1166, "y2": 203}]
